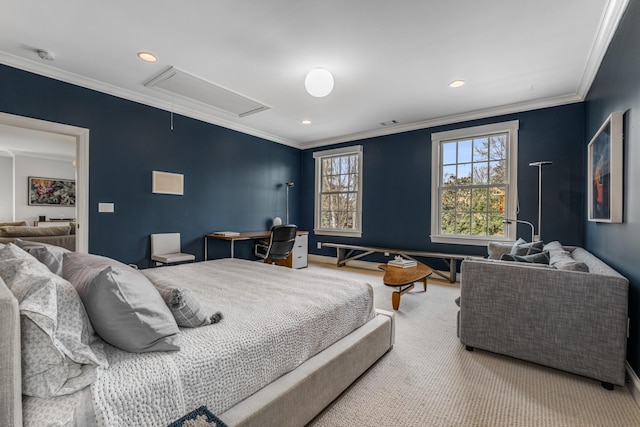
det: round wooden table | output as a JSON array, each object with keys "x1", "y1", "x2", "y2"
[{"x1": 378, "y1": 262, "x2": 433, "y2": 310}]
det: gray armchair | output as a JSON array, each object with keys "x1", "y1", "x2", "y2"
[{"x1": 458, "y1": 245, "x2": 629, "y2": 389}]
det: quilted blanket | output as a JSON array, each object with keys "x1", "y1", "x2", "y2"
[{"x1": 88, "y1": 258, "x2": 375, "y2": 426}]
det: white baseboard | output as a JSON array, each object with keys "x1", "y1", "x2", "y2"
[{"x1": 627, "y1": 362, "x2": 640, "y2": 408}]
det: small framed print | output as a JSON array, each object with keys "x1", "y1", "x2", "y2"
[{"x1": 152, "y1": 171, "x2": 184, "y2": 196}]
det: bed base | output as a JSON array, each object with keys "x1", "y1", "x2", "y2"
[
  {"x1": 0, "y1": 267, "x2": 394, "y2": 427},
  {"x1": 220, "y1": 309, "x2": 395, "y2": 427}
]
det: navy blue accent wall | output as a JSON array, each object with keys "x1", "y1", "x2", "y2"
[
  {"x1": 0, "y1": 64, "x2": 301, "y2": 266},
  {"x1": 301, "y1": 103, "x2": 586, "y2": 269},
  {"x1": 585, "y1": 0, "x2": 640, "y2": 372}
]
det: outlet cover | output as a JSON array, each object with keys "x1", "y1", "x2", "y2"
[{"x1": 98, "y1": 202, "x2": 114, "y2": 213}]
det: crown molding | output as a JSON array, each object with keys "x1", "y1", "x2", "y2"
[
  {"x1": 300, "y1": 93, "x2": 583, "y2": 149},
  {"x1": 577, "y1": 0, "x2": 630, "y2": 98},
  {"x1": 0, "y1": 0, "x2": 628, "y2": 152},
  {"x1": 0, "y1": 52, "x2": 302, "y2": 149}
]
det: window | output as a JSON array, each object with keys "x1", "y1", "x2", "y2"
[
  {"x1": 431, "y1": 121, "x2": 518, "y2": 245},
  {"x1": 313, "y1": 145, "x2": 363, "y2": 237}
]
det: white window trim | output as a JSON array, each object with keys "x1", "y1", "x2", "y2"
[
  {"x1": 430, "y1": 120, "x2": 519, "y2": 246},
  {"x1": 313, "y1": 145, "x2": 363, "y2": 238}
]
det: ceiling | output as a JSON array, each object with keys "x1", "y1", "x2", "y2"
[
  {"x1": 0, "y1": 0, "x2": 630, "y2": 150},
  {"x1": 0, "y1": 124, "x2": 76, "y2": 160}
]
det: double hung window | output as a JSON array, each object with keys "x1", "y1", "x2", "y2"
[
  {"x1": 431, "y1": 121, "x2": 518, "y2": 245},
  {"x1": 313, "y1": 145, "x2": 363, "y2": 237}
]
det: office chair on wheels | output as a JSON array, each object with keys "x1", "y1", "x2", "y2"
[{"x1": 254, "y1": 224, "x2": 298, "y2": 264}]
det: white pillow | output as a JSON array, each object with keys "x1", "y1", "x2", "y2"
[
  {"x1": 15, "y1": 239, "x2": 70, "y2": 276},
  {"x1": 0, "y1": 244, "x2": 108, "y2": 398}
]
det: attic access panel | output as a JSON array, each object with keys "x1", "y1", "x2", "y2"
[{"x1": 144, "y1": 66, "x2": 269, "y2": 118}]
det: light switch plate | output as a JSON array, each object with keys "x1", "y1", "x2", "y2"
[{"x1": 98, "y1": 202, "x2": 114, "y2": 213}]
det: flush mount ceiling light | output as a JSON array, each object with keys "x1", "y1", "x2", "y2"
[
  {"x1": 137, "y1": 51, "x2": 158, "y2": 63},
  {"x1": 449, "y1": 80, "x2": 466, "y2": 88},
  {"x1": 302, "y1": 120, "x2": 311, "y2": 125},
  {"x1": 305, "y1": 68, "x2": 334, "y2": 97}
]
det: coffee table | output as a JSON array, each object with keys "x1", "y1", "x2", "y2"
[{"x1": 378, "y1": 262, "x2": 433, "y2": 310}]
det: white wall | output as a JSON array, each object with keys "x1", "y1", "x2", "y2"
[
  {"x1": 0, "y1": 155, "x2": 13, "y2": 222},
  {"x1": 15, "y1": 156, "x2": 76, "y2": 225}
]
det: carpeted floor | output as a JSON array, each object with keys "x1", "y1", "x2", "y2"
[{"x1": 304, "y1": 262, "x2": 640, "y2": 427}]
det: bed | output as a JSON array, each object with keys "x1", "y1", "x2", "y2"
[{"x1": 0, "y1": 243, "x2": 394, "y2": 427}]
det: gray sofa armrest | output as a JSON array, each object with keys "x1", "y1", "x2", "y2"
[
  {"x1": 0, "y1": 277, "x2": 22, "y2": 427},
  {"x1": 459, "y1": 258, "x2": 628, "y2": 385}
]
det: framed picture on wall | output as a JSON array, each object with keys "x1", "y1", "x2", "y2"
[
  {"x1": 152, "y1": 170, "x2": 184, "y2": 195},
  {"x1": 28, "y1": 177, "x2": 76, "y2": 206},
  {"x1": 587, "y1": 111, "x2": 623, "y2": 223}
]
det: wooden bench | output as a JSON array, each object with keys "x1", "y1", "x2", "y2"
[{"x1": 321, "y1": 243, "x2": 481, "y2": 282}]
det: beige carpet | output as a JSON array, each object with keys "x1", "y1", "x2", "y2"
[{"x1": 304, "y1": 262, "x2": 640, "y2": 427}]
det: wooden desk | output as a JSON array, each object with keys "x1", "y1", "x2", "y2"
[{"x1": 204, "y1": 231, "x2": 308, "y2": 267}]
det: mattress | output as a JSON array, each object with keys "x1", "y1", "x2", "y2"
[{"x1": 24, "y1": 258, "x2": 375, "y2": 426}]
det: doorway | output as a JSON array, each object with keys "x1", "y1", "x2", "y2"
[{"x1": 0, "y1": 112, "x2": 89, "y2": 253}]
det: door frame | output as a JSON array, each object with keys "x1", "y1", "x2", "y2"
[{"x1": 0, "y1": 112, "x2": 89, "y2": 253}]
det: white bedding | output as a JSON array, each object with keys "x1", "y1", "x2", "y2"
[{"x1": 25, "y1": 258, "x2": 375, "y2": 426}]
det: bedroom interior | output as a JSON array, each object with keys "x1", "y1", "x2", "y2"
[{"x1": 2, "y1": 0, "x2": 640, "y2": 426}]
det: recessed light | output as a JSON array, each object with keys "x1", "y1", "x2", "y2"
[
  {"x1": 302, "y1": 120, "x2": 311, "y2": 125},
  {"x1": 449, "y1": 80, "x2": 466, "y2": 88},
  {"x1": 137, "y1": 51, "x2": 157, "y2": 63}
]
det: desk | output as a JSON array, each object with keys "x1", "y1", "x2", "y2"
[{"x1": 205, "y1": 231, "x2": 309, "y2": 268}]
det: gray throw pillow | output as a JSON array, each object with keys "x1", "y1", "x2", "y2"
[
  {"x1": 62, "y1": 252, "x2": 180, "y2": 353},
  {"x1": 487, "y1": 241, "x2": 514, "y2": 260},
  {"x1": 548, "y1": 250, "x2": 590, "y2": 272},
  {"x1": 510, "y1": 238, "x2": 544, "y2": 256},
  {"x1": 15, "y1": 239, "x2": 70, "y2": 276},
  {"x1": 501, "y1": 251, "x2": 550, "y2": 264},
  {"x1": 156, "y1": 287, "x2": 223, "y2": 328}
]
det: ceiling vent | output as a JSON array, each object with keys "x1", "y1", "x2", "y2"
[{"x1": 144, "y1": 67, "x2": 269, "y2": 118}]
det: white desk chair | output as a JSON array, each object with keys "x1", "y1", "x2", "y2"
[{"x1": 150, "y1": 233, "x2": 195, "y2": 266}]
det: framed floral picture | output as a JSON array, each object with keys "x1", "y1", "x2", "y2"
[
  {"x1": 28, "y1": 177, "x2": 76, "y2": 206},
  {"x1": 587, "y1": 112, "x2": 623, "y2": 223}
]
